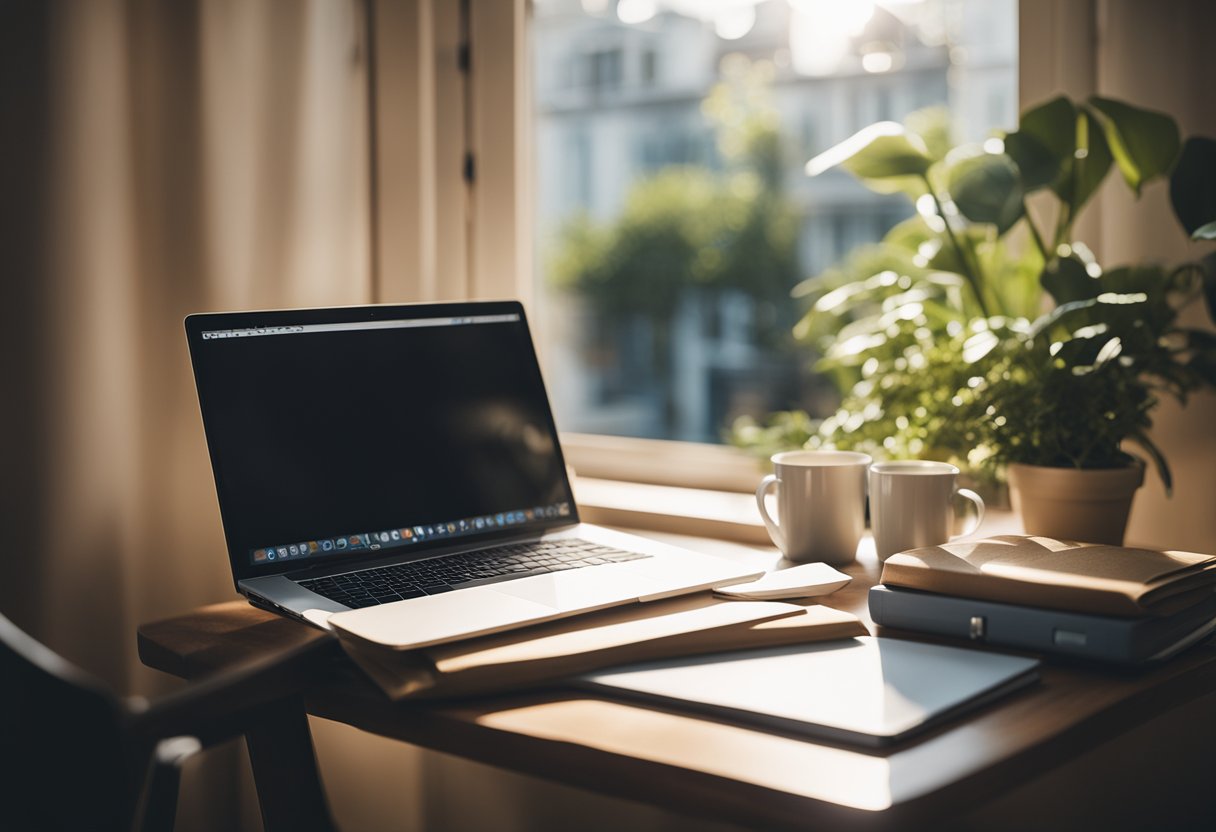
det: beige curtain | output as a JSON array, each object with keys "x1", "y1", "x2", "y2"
[
  {"x1": 2, "y1": 0, "x2": 370, "y2": 687},
  {"x1": 1094, "y1": 0, "x2": 1216, "y2": 552},
  {"x1": 1, "y1": 0, "x2": 373, "y2": 828}
]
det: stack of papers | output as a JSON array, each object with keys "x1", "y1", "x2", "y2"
[{"x1": 336, "y1": 593, "x2": 866, "y2": 700}]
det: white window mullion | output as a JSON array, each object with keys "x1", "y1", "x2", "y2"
[
  {"x1": 369, "y1": 0, "x2": 470, "y2": 303},
  {"x1": 466, "y1": 0, "x2": 533, "y2": 308}
]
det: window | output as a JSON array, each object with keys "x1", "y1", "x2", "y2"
[
  {"x1": 532, "y1": 0, "x2": 1019, "y2": 447},
  {"x1": 585, "y1": 47, "x2": 624, "y2": 89},
  {"x1": 367, "y1": 0, "x2": 1032, "y2": 488},
  {"x1": 640, "y1": 48, "x2": 658, "y2": 85}
]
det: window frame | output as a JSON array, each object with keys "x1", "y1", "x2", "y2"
[{"x1": 372, "y1": 0, "x2": 1082, "y2": 491}]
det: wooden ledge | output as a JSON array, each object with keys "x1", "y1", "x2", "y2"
[{"x1": 138, "y1": 599, "x2": 336, "y2": 680}]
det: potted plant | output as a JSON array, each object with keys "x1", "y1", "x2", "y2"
[
  {"x1": 732, "y1": 95, "x2": 1216, "y2": 543},
  {"x1": 952, "y1": 257, "x2": 1214, "y2": 543}
]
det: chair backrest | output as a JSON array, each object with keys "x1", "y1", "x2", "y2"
[{"x1": 1, "y1": 612, "x2": 141, "y2": 832}]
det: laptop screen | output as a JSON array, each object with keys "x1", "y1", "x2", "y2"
[{"x1": 185, "y1": 302, "x2": 576, "y2": 582}]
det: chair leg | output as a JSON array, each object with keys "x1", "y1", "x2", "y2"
[
  {"x1": 245, "y1": 700, "x2": 338, "y2": 832},
  {"x1": 139, "y1": 736, "x2": 202, "y2": 832}
]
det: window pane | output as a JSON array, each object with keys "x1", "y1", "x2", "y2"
[{"x1": 533, "y1": 0, "x2": 1018, "y2": 443}]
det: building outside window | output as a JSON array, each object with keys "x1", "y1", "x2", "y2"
[{"x1": 532, "y1": 0, "x2": 1018, "y2": 444}]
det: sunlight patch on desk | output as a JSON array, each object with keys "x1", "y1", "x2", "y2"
[{"x1": 475, "y1": 699, "x2": 894, "y2": 812}]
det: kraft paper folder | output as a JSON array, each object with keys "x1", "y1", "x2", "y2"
[
  {"x1": 880, "y1": 535, "x2": 1216, "y2": 617},
  {"x1": 335, "y1": 593, "x2": 866, "y2": 700}
]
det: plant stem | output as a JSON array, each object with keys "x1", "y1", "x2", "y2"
[
  {"x1": 1054, "y1": 119, "x2": 1082, "y2": 248},
  {"x1": 1053, "y1": 199, "x2": 1071, "y2": 250},
  {"x1": 1022, "y1": 201, "x2": 1050, "y2": 262},
  {"x1": 924, "y1": 175, "x2": 991, "y2": 318}
]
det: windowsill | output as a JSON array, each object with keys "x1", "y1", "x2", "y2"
[
  {"x1": 573, "y1": 475, "x2": 1022, "y2": 545},
  {"x1": 562, "y1": 432, "x2": 767, "y2": 492},
  {"x1": 572, "y1": 476, "x2": 770, "y2": 544}
]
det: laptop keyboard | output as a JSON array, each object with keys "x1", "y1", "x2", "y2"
[{"x1": 297, "y1": 538, "x2": 651, "y2": 609}]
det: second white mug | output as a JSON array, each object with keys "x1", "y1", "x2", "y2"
[{"x1": 868, "y1": 460, "x2": 985, "y2": 561}]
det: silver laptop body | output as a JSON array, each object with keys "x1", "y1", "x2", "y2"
[{"x1": 185, "y1": 301, "x2": 759, "y2": 648}]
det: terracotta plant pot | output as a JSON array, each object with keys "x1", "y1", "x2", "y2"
[{"x1": 1006, "y1": 461, "x2": 1145, "y2": 545}]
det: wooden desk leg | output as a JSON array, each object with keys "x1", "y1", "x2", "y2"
[{"x1": 245, "y1": 699, "x2": 338, "y2": 832}]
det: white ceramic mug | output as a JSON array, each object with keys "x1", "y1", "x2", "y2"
[
  {"x1": 868, "y1": 460, "x2": 985, "y2": 561},
  {"x1": 755, "y1": 450, "x2": 871, "y2": 564}
]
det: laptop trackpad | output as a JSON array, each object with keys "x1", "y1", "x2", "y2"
[{"x1": 491, "y1": 566, "x2": 664, "y2": 612}]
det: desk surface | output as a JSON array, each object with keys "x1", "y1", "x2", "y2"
[{"x1": 138, "y1": 530, "x2": 1216, "y2": 830}]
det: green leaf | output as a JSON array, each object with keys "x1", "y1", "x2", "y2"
[
  {"x1": 924, "y1": 271, "x2": 966, "y2": 289},
  {"x1": 962, "y1": 328, "x2": 1001, "y2": 363},
  {"x1": 1058, "y1": 109, "x2": 1114, "y2": 215},
  {"x1": 1127, "y1": 431, "x2": 1172, "y2": 496},
  {"x1": 1181, "y1": 328, "x2": 1216, "y2": 368},
  {"x1": 824, "y1": 329, "x2": 889, "y2": 363},
  {"x1": 1189, "y1": 352, "x2": 1216, "y2": 388},
  {"x1": 1096, "y1": 265, "x2": 1174, "y2": 346},
  {"x1": 1015, "y1": 96, "x2": 1076, "y2": 158},
  {"x1": 882, "y1": 215, "x2": 936, "y2": 253},
  {"x1": 806, "y1": 122, "x2": 932, "y2": 193},
  {"x1": 1003, "y1": 132, "x2": 1058, "y2": 192},
  {"x1": 1040, "y1": 255, "x2": 1097, "y2": 304},
  {"x1": 1003, "y1": 96, "x2": 1075, "y2": 191},
  {"x1": 1100, "y1": 264, "x2": 1167, "y2": 297},
  {"x1": 1050, "y1": 331, "x2": 1120, "y2": 370},
  {"x1": 1030, "y1": 292, "x2": 1151, "y2": 340},
  {"x1": 926, "y1": 227, "x2": 979, "y2": 276},
  {"x1": 1202, "y1": 252, "x2": 1216, "y2": 324},
  {"x1": 904, "y1": 106, "x2": 954, "y2": 163},
  {"x1": 1003, "y1": 97, "x2": 1113, "y2": 214},
  {"x1": 1086, "y1": 96, "x2": 1181, "y2": 194},
  {"x1": 1170, "y1": 137, "x2": 1216, "y2": 235},
  {"x1": 945, "y1": 151, "x2": 1024, "y2": 233},
  {"x1": 811, "y1": 279, "x2": 871, "y2": 313}
]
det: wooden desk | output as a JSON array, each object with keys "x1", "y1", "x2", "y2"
[{"x1": 138, "y1": 536, "x2": 1216, "y2": 831}]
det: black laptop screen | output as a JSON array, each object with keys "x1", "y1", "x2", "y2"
[{"x1": 186, "y1": 303, "x2": 575, "y2": 580}]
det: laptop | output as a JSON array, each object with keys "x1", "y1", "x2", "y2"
[{"x1": 185, "y1": 301, "x2": 761, "y2": 649}]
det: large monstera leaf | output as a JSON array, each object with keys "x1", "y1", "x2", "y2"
[{"x1": 1088, "y1": 96, "x2": 1181, "y2": 195}]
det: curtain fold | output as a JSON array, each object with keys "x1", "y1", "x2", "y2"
[
  {"x1": 2, "y1": 1, "x2": 372, "y2": 829},
  {"x1": 1, "y1": 0, "x2": 371, "y2": 688},
  {"x1": 1096, "y1": 0, "x2": 1216, "y2": 552}
]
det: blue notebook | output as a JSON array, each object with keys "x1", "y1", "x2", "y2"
[
  {"x1": 869, "y1": 584, "x2": 1216, "y2": 665},
  {"x1": 577, "y1": 636, "x2": 1039, "y2": 747}
]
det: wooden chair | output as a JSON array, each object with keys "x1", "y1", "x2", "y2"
[{"x1": 1, "y1": 611, "x2": 339, "y2": 832}]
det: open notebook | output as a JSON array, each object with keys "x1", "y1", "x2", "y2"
[
  {"x1": 578, "y1": 636, "x2": 1040, "y2": 747},
  {"x1": 880, "y1": 535, "x2": 1216, "y2": 617}
]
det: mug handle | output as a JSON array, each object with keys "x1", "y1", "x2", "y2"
[
  {"x1": 951, "y1": 488, "x2": 986, "y2": 539},
  {"x1": 755, "y1": 474, "x2": 785, "y2": 552}
]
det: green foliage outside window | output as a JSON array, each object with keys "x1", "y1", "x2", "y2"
[{"x1": 548, "y1": 57, "x2": 803, "y2": 349}]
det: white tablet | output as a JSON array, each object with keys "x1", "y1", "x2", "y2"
[{"x1": 578, "y1": 636, "x2": 1039, "y2": 747}]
